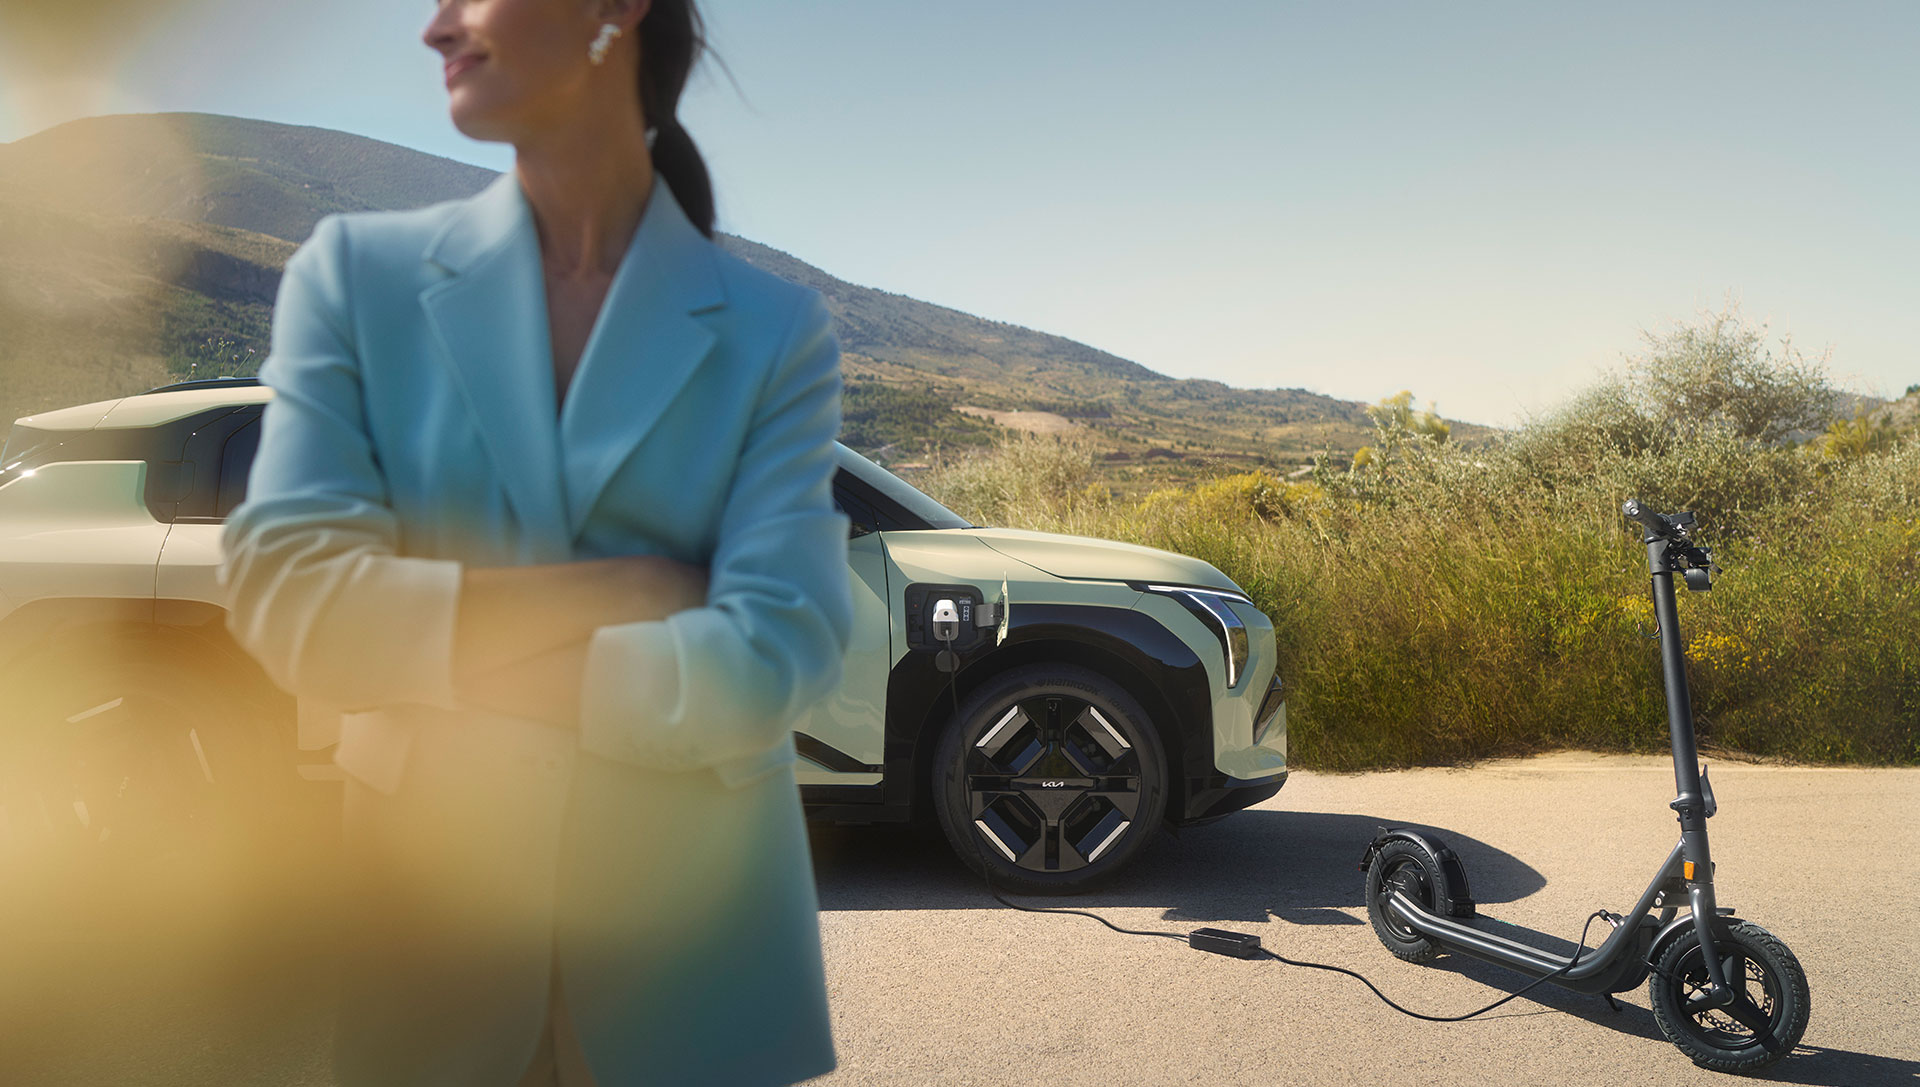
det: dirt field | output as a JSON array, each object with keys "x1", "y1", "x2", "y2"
[{"x1": 952, "y1": 405, "x2": 1084, "y2": 436}]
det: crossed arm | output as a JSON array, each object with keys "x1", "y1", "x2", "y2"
[
  {"x1": 450, "y1": 556, "x2": 708, "y2": 728},
  {"x1": 224, "y1": 213, "x2": 851, "y2": 776}
]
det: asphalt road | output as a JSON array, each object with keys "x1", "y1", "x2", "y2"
[{"x1": 3, "y1": 752, "x2": 1915, "y2": 1085}]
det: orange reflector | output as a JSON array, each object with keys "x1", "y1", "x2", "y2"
[{"x1": 1683, "y1": 861, "x2": 1696, "y2": 880}]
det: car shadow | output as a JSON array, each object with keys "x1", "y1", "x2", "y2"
[
  {"x1": 808, "y1": 808, "x2": 1546, "y2": 919},
  {"x1": 809, "y1": 813, "x2": 1917, "y2": 1085}
]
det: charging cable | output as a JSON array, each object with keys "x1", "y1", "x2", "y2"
[
  {"x1": 980, "y1": 865, "x2": 1608, "y2": 1022},
  {"x1": 924, "y1": 598, "x2": 1148, "y2": 935},
  {"x1": 930, "y1": 593, "x2": 1604, "y2": 1023}
]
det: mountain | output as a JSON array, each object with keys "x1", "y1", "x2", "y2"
[
  {"x1": 0, "y1": 111, "x2": 499, "y2": 242},
  {"x1": 0, "y1": 112, "x2": 1476, "y2": 488}
]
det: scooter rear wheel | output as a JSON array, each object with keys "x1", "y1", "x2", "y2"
[
  {"x1": 1365, "y1": 841, "x2": 1442, "y2": 963},
  {"x1": 1649, "y1": 920, "x2": 1809, "y2": 1072}
]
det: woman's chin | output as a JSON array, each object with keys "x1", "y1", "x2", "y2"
[{"x1": 446, "y1": 99, "x2": 516, "y2": 144}]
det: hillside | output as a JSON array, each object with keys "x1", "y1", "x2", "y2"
[{"x1": 0, "y1": 112, "x2": 1478, "y2": 488}]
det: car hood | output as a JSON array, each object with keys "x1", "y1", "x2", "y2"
[{"x1": 960, "y1": 527, "x2": 1243, "y2": 594}]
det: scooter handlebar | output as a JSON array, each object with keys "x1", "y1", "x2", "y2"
[{"x1": 1623, "y1": 499, "x2": 1674, "y2": 538}]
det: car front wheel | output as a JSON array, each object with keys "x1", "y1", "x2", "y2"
[{"x1": 932, "y1": 663, "x2": 1167, "y2": 896}]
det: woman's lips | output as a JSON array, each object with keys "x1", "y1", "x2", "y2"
[{"x1": 444, "y1": 53, "x2": 484, "y2": 85}]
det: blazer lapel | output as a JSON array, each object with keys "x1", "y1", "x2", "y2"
[
  {"x1": 419, "y1": 172, "x2": 571, "y2": 559},
  {"x1": 557, "y1": 175, "x2": 724, "y2": 541}
]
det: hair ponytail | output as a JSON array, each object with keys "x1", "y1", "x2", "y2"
[
  {"x1": 638, "y1": 0, "x2": 715, "y2": 238},
  {"x1": 649, "y1": 116, "x2": 714, "y2": 238}
]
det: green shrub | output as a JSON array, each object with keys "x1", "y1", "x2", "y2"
[
  {"x1": 914, "y1": 315, "x2": 1916, "y2": 769},
  {"x1": 914, "y1": 432, "x2": 1100, "y2": 529}
]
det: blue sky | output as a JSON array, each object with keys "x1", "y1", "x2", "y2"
[{"x1": 2, "y1": 0, "x2": 1914, "y2": 425}]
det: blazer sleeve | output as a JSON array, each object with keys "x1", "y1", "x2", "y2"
[
  {"x1": 575, "y1": 291, "x2": 855, "y2": 775},
  {"x1": 218, "y1": 214, "x2": 466, "y2": 713}
]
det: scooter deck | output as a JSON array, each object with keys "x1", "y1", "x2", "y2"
[{"x1": 1389, "y1": 893, "x2": 1584, "y2": 975}]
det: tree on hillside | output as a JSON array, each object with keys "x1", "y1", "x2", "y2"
[
  {"x1": 1822, "y1": 410, "x2": 1899, "y2": 461},
  {"x1": 1521, "y1": 305, "x2": 1839, "y2": 460},
  {"x1": 1366, "y1": 390, "x2": 1451, "y2": 446},
  {"x1": 1351, "y1": 390, "x2": 1449, "y2": 470},
  {"x1": 1619, "y1": 306, "x2": 1837, "y2": 445}
]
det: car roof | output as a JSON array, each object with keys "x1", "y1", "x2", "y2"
[{"x1": 12, "y1": 382, "x2": 272, "y2": 433}]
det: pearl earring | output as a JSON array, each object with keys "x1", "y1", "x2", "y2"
[{"x1": 588, "y1": 22, "x2": 621, "y2": 66}]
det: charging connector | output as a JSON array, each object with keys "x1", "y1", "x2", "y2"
[{"x1": 931, "y1": 598, "x2": 960, "y2": 643}]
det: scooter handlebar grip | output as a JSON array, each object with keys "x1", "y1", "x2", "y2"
[{"x1": 1623, "y1": 499, "x2": 1672, "y2": 537}]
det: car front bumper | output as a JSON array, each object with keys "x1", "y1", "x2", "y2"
[
  {"x1": 1174, "y1": 672, "x2": 1287, "y2": 823},
  {"x1": 1176, "y1": 771, "x2": 1289, "y2": 825}
]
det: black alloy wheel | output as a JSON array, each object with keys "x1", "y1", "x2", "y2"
[
  {"x1": 932, "y1": 663, "x2": 1166, "y2": 895},
  {"x1": 0, "y1": 640, "x2": 275, "y2": 875},
  {"x1": 1649, "y1": 920, "x2": 1810, "y2": 1072}
]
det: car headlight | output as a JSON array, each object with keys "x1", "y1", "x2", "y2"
[{"x1": 1145, "y1": 584, "x2": 1250, "y2": 688}]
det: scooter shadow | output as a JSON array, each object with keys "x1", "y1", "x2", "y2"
[{"x1": 809, "y1": 813, "x2": 1917, "y2": 1084}]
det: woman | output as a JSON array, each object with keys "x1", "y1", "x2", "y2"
[{"x1": 218, "y1": 1, "x2": 853, "y2": 1083}]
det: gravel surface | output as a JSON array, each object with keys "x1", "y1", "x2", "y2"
[
  {"x1": 3, "y1": 752, "x2": 1914, "y2": 1085},
  {"x1": 806, "y1": 752, "x2": 1918, "y2": 1087}
]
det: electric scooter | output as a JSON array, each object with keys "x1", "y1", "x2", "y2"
[{"x1": 1359, "y1": 500, "x2": 1809, "y2": 1072}]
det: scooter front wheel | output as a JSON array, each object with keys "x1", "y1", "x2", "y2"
[
  {"x1": 1649, "y1": 920, "x2": 1809, "y2": 1072},
  {"x1": 1364, "y1": 841, "x2": 1443, "y2": 963}
]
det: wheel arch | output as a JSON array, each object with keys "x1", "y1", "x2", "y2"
[
  {"x1": 0, "y1": 596, "x2": 292, "y2": 720},
  {"x1": 883, "y1": 602, "x2": 1211, "y2": 824}
]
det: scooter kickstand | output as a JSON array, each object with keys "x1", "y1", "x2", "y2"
[{"x1": 1600, "y1": 993, "x2": 1622, "y2": 1013}]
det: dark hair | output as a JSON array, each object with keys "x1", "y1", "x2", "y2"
[{"x1": 638, "y1": 0, "x2": 715, "y2": 238}]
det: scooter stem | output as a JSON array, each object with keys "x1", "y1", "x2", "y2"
[
  {"x1": 1646, "y1": 540, "x2": 1707, "y2": 817},
  {"x1": 1643, "y1": 530, "x2": 1731, "y2": 996}
]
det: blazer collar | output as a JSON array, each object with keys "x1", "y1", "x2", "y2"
[{"x1": 419, "y1": 170, "x2": 725, "y2": 555}]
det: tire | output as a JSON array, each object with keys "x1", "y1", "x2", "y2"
[
  {"x1": 931, "y1": 663, "x2": 1166, "y2": 896},
  {"x1": 1649, "y1": 920, "x2": 1809, "y2": 1073},
  {"x1": 1365, "y1": 841, "x2": 1443, "y2": 964},
  {"x1": 0, "y1": 636, "x2": 281, "y2": 873}
]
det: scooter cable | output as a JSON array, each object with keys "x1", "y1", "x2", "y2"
[
  {"x1": 984, "y1": 872, "x2": 1609, "y2": 1022},
  {"x1": 1248, "y1": 911, "x2": 1608, "y2": 1023}
]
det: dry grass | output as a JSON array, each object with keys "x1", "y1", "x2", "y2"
[{"x1": 914, "y1": 407, "x2": 1918, "y2": 770}]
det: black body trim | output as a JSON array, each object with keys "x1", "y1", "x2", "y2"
[
  {"x1": 143, "y1": 376, "x2": 264, "y2": 395},
  {"x1": 803, "y1": 784, "x2": 891, "y2": 823},
  {"x1": 794, "y1": 732, "x2": 884, "y2": 774},
  {"x1": 802, "y1": 601, "x2": 1221, "y2": 825},
  {"x1": 1178, "y1": 773, "x2": 1289, "y2": 826}
]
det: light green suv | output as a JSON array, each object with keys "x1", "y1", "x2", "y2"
[{"x1": 1, "y1": 378, "x2": 1288, "y2": 892}]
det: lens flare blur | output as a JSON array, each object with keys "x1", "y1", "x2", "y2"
[
  {"x1": 0, "y1": 2, "x2": 236, "y2": 428},
  {"x1": 0, "y1": 634, "x2": 343, "y2": 1079}
]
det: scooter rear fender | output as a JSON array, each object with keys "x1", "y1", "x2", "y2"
[{"x1": 1359, "y1": 826, "x2": 1478, "y2": 919}]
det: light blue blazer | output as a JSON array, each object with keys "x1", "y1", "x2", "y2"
[{"x1": 219, "y1": 170, "x2": 852, "y2": 1086}]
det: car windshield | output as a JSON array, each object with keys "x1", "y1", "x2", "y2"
[
  {"x1": 1, "y1": 425, "x2": 57, "y2": 469},
  {"x1": 835, "y1": 443, "x2": 974, "y2": 530}
]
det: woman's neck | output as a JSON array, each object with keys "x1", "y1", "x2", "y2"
[{"x1": 513, "y1": 114, "x2": 656, "y2": 281}]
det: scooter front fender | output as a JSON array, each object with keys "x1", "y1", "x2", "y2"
[{"x1": 1646, "y1": 908, "x2": 1742, "y2": 976}]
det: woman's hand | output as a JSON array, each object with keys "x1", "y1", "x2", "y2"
[
  {"x1": 577, "y1": 554, "x2": 709, "y2": 629},
  {"x1": 451, "y1": 555, "x2": 710, "y2": 713}
]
